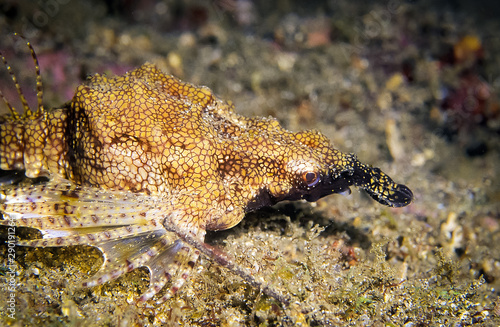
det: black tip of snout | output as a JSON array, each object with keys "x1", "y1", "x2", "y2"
[
  {"x1": 349, "y1": 164, "x2": 413, "y2": 208},
  {"x1": 367, "y1": 182, "x2": 413, "y2": 207}
]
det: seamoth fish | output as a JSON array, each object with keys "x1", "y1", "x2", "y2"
[{"x1": 0, "y1": 37, "x2": 412, "y2": 304}]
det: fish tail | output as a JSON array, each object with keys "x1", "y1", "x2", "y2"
[
  {"x1": 0, "y1": 33, "x2": 44, "y2": 120},
  {"x1": 1, "y1": 35, "x2": 69, "y2": 178}
]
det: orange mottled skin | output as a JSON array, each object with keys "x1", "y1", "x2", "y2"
[{"x1": 0, "y1": 63, "x2": 412, "y2": 303}]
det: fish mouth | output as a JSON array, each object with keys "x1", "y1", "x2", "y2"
[
  {"x1": 303, "y1": 164, "x2": 413, "y2": 207},
  {"x1": 364, "y1": 181, "x2": 413, "y2": 208},
  {"x1": 302, "y1": 172, "x2": 351, "y2": 202},
  {"x1": 346, "y1": 163, "x2": 413, "y2": 207},
  {"x1": 249, "y1": 160, "x2": 413, "y2": 209}
]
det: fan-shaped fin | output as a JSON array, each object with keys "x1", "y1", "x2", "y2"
[{"x1": 0, "y1": 179, "x2": 203, "y2": 302}]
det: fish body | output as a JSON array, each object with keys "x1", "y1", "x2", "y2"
[{"x1": 0, "y1": 59, "x2": 412, "y2": 303}]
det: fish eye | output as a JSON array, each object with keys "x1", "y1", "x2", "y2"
[{"x1": 302, "y1": 171, "x2": 320, "y2": 187}]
